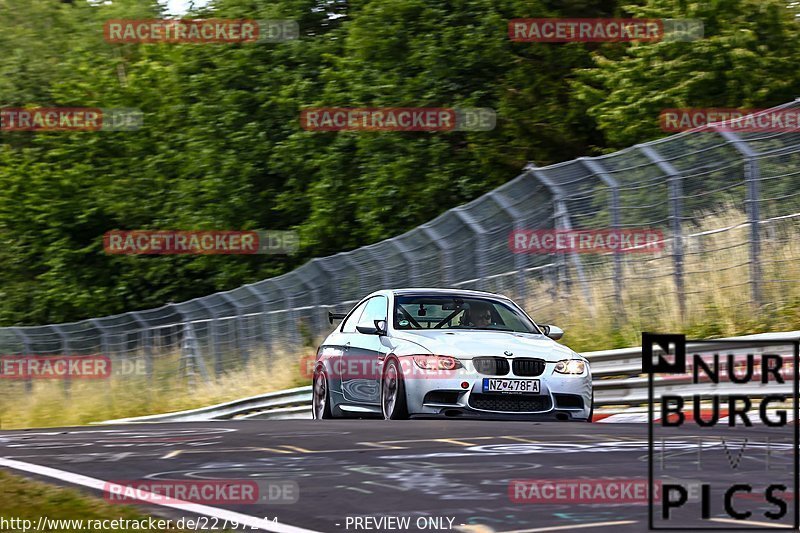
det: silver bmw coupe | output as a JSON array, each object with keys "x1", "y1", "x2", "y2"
[{"x1": 312, "y1": 288, "x2": 592, "y2": 421}]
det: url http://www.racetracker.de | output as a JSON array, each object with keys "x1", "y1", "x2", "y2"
[{"x1": 0, "y1": 516, "x2": 281, "y2": 532}]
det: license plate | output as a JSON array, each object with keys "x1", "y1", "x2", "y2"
[{"x1": 482, "y1": 378, "x2": 540, "y2": 394}]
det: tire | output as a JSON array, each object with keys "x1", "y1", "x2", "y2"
[
  {"x1": 586, "y1": 390, "x2": 594, "y2": 423},
  {"x1": 313, "y1": 369, "x2": 333, "y2": 420},
  {"x1": 381, "y1": 358, "x2": 409, "y2": 420}
]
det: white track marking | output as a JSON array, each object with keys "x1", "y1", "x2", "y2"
[
  {"x1": 710, "y1": 517, "x2": 793, "y2": 528},
  {"x1": 434, "y1": 438, "x2": 478, "y2": 446},
  {"x1": 356, "y1": 441, "x2": 407, "y2": 449},
  {"x1": 161, "y1": 450, "x2": 183, "y2": 459},
  {"x1": 498, "y1": 520, "x2": 638, "y2": 532},
  {"x1": 0, "y1": 458, "x2": 322, "y2": 533}
]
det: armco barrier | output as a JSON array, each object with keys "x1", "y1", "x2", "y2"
[
  {"x1": 100, "y1": 386, "x2": 313, "y2": 423},
  {"x1": 588, "y1": 330, "x2": 799, "y2": 406},
  {"x1": 100, "y1": 330, "x2": 800, "y2": 423}
]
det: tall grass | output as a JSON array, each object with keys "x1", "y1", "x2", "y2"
[
  {"x1": 0, "y1": 349, "x2": 312, "y2": 429},
  {"x1": 524, "y1": 209, "x2": 800, "y2": 352}
]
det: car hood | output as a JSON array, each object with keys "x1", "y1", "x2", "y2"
[{"x1": 391, "y1": 329, "x2": 577, "y2": 362}]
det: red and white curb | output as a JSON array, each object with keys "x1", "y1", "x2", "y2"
[{"x1": 591, "y1": 410, "x2": 793, "y2": 423}]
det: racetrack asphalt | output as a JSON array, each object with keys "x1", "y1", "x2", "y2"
[{"x1": 0, "y1": 420, "x2": 795, "y2": 533}]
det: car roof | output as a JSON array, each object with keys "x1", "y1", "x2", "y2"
[{"x1": 389, "y1": 288, "x2": 511, "y2": 299}]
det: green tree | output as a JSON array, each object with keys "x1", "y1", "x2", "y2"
[{"x1": 572, "y1": 0, "x2": 800, "y2": 149}]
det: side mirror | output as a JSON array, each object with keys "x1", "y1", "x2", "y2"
[
  {"x1": 356, "y1": 319, "x2": 387, "y2": 336},
  {"x1": 541, "y1": 324, "x2": 564, "y2": 340}
]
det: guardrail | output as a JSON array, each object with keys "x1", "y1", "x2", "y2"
[
  {"x1": 587, "y1": 330, "x2": 799, "y2": 406},
  {"x1": 101, "y1": 330, "x2": 800, "y2": 423},
  {"x1": 100, "y1": 386, "x2": 313, "y2": 424}
]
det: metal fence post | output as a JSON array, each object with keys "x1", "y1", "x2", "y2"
[
  {"x1": 639, "y1": 144, "x2": 686, "y2": 318},
  {"x1": 129, "y1": 311, "x2": 153, "y2": 384},
  {"x1": 713, "y1": 129, "x2": 763, "y2": 308},
  {"x1": 312, "y1": 258, "x2": 339, "y2": 308},
  {"x1": 271, "y1": 279, "x2": 301, "y2": 348},
  {"x1": 389, "y1": 238, "x2": 418, "y2": 286},
  {"x1": 180, "y1": 321, "x2": 209, "y2": 387},
  {"x1": 552, "y1": 200, "x2": 573, "y2": 295},
  {"x1": 362, "y1": 246, "x2": 392, "y2": 289},
  {"x1": 11, "y1": 327, "x2": 32, "y2": 392},
  {"x1": 488, "y1": 190, "x2": 529, "y2": 300},
  {"x1": 526, "y1": 164, "x2": 593, "y2": 306},
  {"x1": 453, "y1": 207, "x2": 488, "y2": 290},
  {"x1": 290, "y1": 269, "x2": 323, "y2": 345},
  {"x1": 339, "y1": 252, "x2": 370, "y2": 301},
  {"x1": 581, "y1": 158, "x2": 624, "y2": 317},
  {"x1": 88, "y1": 319, "x2": 111, "y2": 361},
  {"x1": 218, "y1": 292, "x2": 249, "y2": 366},
  {"x1": 167, "y1": 302, "x2": 193, "y2": 385},
  {"x1": 241, "y1": 284, "x2": 271, "y2": 351},
  {"x1": 191, "y1": 299, "x2": 221, "y2": 379},
  {"x1": 52, "y1": 325, "x2": 71, "y2": 396},
  {"x1": 88, "y1": 318, "x2": 113, "y2": 393},
  {"x1": 313, "y1": 257, "x2": 353, "y2": 342},
  {"x1": 253, "y1": 285, "x2": 277, "y2": 356},
  {"x1": 421, "y1": 226, "x2": 451, "y2": 287}
]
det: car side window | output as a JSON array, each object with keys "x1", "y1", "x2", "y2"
[
  {"x1": 358, "y1": 296, "x2": 388, "y2": 327},
  {"x1": 341, "y1": 300, "x2": 369, "y2": 333},
  {"x1": 496, "y1": 303, "x2": 536, "y2": 332}
]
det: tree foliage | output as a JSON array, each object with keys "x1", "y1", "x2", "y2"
[{"x1": 0, "y1": 0, "x2": 796, "y2": 325}]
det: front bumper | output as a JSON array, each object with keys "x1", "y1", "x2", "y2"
[{"x1": 402, "y1": 358, "x2": 592, "y2": 421}]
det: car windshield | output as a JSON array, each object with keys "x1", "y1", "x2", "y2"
[{"x1": 393, "y1": 295, "x2": 541, "y2": 333}]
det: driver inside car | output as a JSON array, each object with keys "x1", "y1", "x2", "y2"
[{"x1": 462, "y1": 301, "x2": 493, "y2": 328}]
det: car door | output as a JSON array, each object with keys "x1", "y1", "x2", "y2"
[
  {"x1": 327, "y1": 299, "x2": 369, "y2": 397},
  {"x1": 342, "y1": 295, "x2": 389, "y2": 405}
]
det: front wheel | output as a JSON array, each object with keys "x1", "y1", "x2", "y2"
[
  {"x1": 313, "y1": 370, "x2": 332, "y2": 419},
  {"x1": 381, "y1": 359, "x2": 408, "y2": 420},
  {"x1": 586, "y1": 390, "x2": 594, "y2": 423}
]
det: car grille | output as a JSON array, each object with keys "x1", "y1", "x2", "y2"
[
  {"x1": 473, "y1": 357, "x2": 510, "y2": 376},
  {"x1": 469, "y1": 393, "x2": 552, "y2": 412},
  {"x1": 512, "y1": 358, "x2": 546, "y2": 376}
]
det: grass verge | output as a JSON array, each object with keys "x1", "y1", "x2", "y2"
[
  {"x1": 0, "y1": 351, "x2": 312, "y2": 429},
  {"x1": 0, "y1": 469, "x2": 201, "y2": 532}
]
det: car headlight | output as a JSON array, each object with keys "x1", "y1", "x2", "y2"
[
  {"x1": 412, "y1": 355, "x2": 463, "y2": 371},
  {"x1": 554, "y1": 359, "x2": 586, "y2": 375}
]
